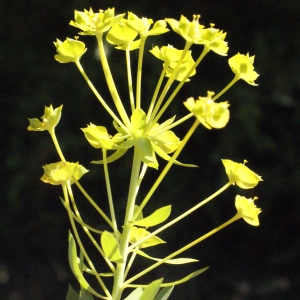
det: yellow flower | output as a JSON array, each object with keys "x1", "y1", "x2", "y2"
[
  {"x1": 124, "y1": 12, "x2": 168, "y2": 36},
  {"x1": 106, "y1": 22, "x2": 140, "y2": 50},
  {"x1": 27, "y1": 105, "x2": 63, "y2": 132},
  {"x1": 198, "y1": 24, "x2": 228, "y2": 55},
  {"x1": 54, "y1": 38, "x2": 87, "y2": 63},
  {"x1": 166, "y1": 15, "x2": 204, "y2": 44},
  {"x1": 235, "y1": 195, "x2": 261, "y2": 226},
  {"x1": 222, "y1": 159, "x2": 263, "y2": 189},
  {"x1": 149, "y1": 45, "x2": 192, "y2": 65},
  {"x1": 69, "y1": 8, "x2": 125, "y2": 35},
  {"x1": 228, "y1": 53, "x2": 259, "y2": 85},
  {"x1": 41, "y1": 162, "x2": 88, "y2": 185},
  {"x1": 184, "y1": 91, "x2": 230, "y2": 129}
]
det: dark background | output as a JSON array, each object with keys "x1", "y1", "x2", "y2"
[{"x1": 1, "y1": 0, "x2": 300, "y2": 299}]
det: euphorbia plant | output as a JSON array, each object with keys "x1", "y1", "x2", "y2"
[{"x1": 28, "y1": 7, "x2": 262, "y2": 300}]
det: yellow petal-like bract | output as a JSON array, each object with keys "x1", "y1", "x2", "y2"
[
  {"x1": 41, "y1": 162, "x2": 88, "y2": 185},
  {"x1": 184, "y1": 92, "x2": 230, "y2": 129},
  {"x1": 222, "y1": 159, "x2": 262, "y2": 189},
  {"x1": 228, "y1": 53, "x2": 259, "y2": 85},
  {"x1": 235, "y1": 195, "x2": 261, "y2": 226}
]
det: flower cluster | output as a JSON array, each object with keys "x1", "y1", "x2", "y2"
[
  {"x1": 184, "y1": 91, "x2": 230, "y2": 129},
  {"x1": 28, "y1": 7, "x2": 263, "y2": 300}
]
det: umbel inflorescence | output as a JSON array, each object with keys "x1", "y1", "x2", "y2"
[{"x1": 28, "y1": 7, "x2": 262, "y2": 300}]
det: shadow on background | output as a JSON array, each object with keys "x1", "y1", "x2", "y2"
[{"x1": 1, "y1": 0, "x2": 300, "y2": 299}]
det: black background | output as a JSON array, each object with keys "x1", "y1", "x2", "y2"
[{"x1": 1, "y1": 0, "x2": 300, "y2": 299}]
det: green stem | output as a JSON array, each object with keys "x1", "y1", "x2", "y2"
[
  {"x1": 150, "y1": 113, "x2": 194, "y2": 137},
  {"x1": 103, "y1": 148, "x2": 118, "y2": 238},
  {"x1": 67, "y1": 183, "x2": 115, "y2": 272},
  {"x1": 125, "y1": 49, "x2": 135, "y2": 113},
  {"x1": 63, "y1": 183, "x2": 111, "y2": 299},
  {"x1": 124, "y1": 251, "x2": 138, "y2": 280},
  {"x1": 49, "y1": 129, "x2": 66, "y2": 162},
  {"x1": 147, "y1": 42, "x2": 193, "y2": 127},
  {"x1": 75, "y1": 60, "x2": 128, "y2": 133},
  {"x1": 129, "y1": 181, "x2": 232, "y2": 251},
  {"x1": 146, "y1": 63, "x2": 169, "y2": 123},
  {"x1": 212, "y1": 75, "x2": 240, "y2": 101},
  {"x1": 74, "y1": 180, "x2": 115, "y2": 230},
  {"x1": 135, "y1": 34, "x2": 147, "y2": 109},
  {"x1": 133, "y1": 119, "x2": 200, "y2": 220},
  {"x1": 111, "y1": 147, "x2": 142, "y2": 300},
  {"x1": 96, "y1": 33, "x2": 131, "y2": 128},
  {"x1": 151, "y1": 46, "x2": 210, "y2": 127},
  {"x1": 124, "y1": 214, "x2": 241, "y2": 285}
]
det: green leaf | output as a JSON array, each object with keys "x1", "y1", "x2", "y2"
[
  {"x1": 134, "y1": 249, "x2": 198, "y2": 264},
  {"x1": 79, "y1": 289, "x2": 95, "y2": 300},
  {"x1": 101, "y1": 231, "x2": 123, "y2": 263},
  {"x1": 160, "y1": 268, "x2": 209, "y2": 287},
  {"x1": 154, "y1": 286, "x2": 174, "y2": 300},
  {"x1": 68, "y1": 232, "x2": 98, "y2": 295},
  {"x1": 134, "y1": 205, "x2": 144, "y2": 221},
  {"x1": 66, "y1": 285, "x2": 79, "y2": 300},
  {"x1": 140, "y1": 278, "x2": 163, "y2": 300},
  {"x1": 113, "y1": 120, "x2": 128, "y2": 135},
  {"x1": 130, "y1": 227, "x2": 165, "y2": 248},
  {"x1": 152, "y1": 143, "x2": 197, "y2": 167},
  {"x1": 137, "y1": 137, "x2": 158, "y2": 169},
  {"x1": 131, "y1": 108, "x2": 146, "y2": 133},
  {"x1": 134, "y1": 206, "x2": 171, "y2": 227},
  {"x1": 91, "y1": 148, "x2": 128, "y2": 164},
  {"x1": 124, "y1": 288, "x2": 144, "y2": 300}
]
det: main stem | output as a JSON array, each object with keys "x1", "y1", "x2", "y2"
[{"x1": 111, "y1": 147, "x2": 142, "y2": 300}]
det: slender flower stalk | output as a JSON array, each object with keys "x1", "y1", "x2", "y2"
[
  {"x1": 129, "y1": 181, "x2": 232, "y2": 250},
  {"x1": 96, "y1": 33, "x2": 131, "y2": 128},
  {"x1": 133, "y1": 119, "x2": 200, "y2": 219},
  {"x1": 135, "y1": 35, "x2": 147, "y2": 109},
  {"x1": 63, "y1": 183, "x2": 111, "y2": 299},
  {"x1": 125, "y1": 49, "x2": 135, "y2": 112},
  {"x1": 75, "y1": 60, "x2": 128, "y2": 133},
  {"x1": 124, "y1": 214, "x2": 241, "y2": 285},
  {"x1": 149, "y1": 46, "x2": 210, "y2": 128}
]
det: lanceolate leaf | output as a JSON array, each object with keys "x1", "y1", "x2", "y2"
[
  {"x1": 160, "y1": 268, "x2": 209, "y2": 287},
  {"x1": 133, "y1": 205, "x2": 144, "y2": 221},
  {"x1": 134, "y1": 206, "x2": 171, "y2": 227},
  {"x1": 154, "y1": 286, "x2": 174, "y2": 300},
  {"x1": 139, "y1": 278, "x2": 163, "y2": 300},
  {"x1": 79, "y1": 289, "x2": 95, "y2": 300},
  {"x1": 152, "y1": 143, "x2": 197, "y2": 167},
  {"x1": 124, "y1": 288, "x2": 143, "y2": 300},
  {"x1": 66, "y1": 285, "x2": 79, "y2": 300},
  {"x1": 68, "y1": 232, "x2": 99, "y2": 296},
  {"x1": 134, "y1": 249, "x2": 198, "y2": 264},
  {"x1": 91, "y1": 148, "x2": 128, "y2": 164},
  {"x1": 101, "y1": 231, "x2": 123, "y2": 263}
]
